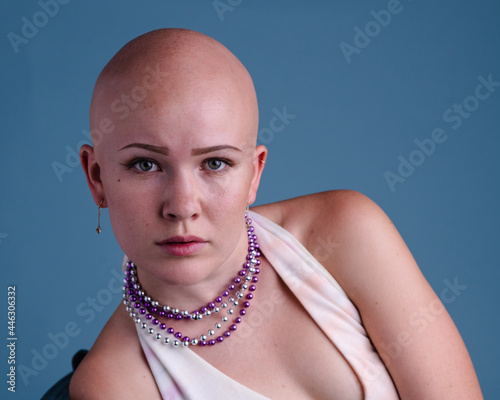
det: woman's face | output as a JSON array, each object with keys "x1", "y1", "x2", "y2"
[{"x1": 86, "y1": 65, "x2": 265, "y2": 297}]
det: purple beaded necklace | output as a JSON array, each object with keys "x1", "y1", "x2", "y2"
[{"x1": 122, "y1": 213, "x2": 261, "y2": 347}]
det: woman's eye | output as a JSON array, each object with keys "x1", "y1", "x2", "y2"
[
  {"x1": 133, "y1": 159, "x2": 159, "y2": 172},
  {"x1": 205, "y1": 159, "x2": 227, "y2": 171}
]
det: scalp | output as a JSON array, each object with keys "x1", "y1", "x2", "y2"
[
  {"x1": 96, "y1": 29, "x2": 242, "y2": 83},
  {"x1": 89, "y1": 28, "x2": 259, "y2": 148}
]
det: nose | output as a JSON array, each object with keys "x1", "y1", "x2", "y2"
[{"x1": 161, "y1": 169, "x2": 201, "y2": 222}]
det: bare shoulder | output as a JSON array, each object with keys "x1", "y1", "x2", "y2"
[
  {"x1": 253, "y1": 190, "x2": 483, "y2": 398},
  {"x1": 254, "y1": 188, "x2": 434, "y2": 308},
  {"x1": 252, "y1": 190, "x2": 388, "y2": 287},
  {"x1": 252, "y1": 189, "x2": 383, "y2": 256},
  {"x1": 252, "y1": 188, "x2": 374, "y2": 219},
  {"x1": 69, "y1": 305, "x2": 161, "y2": 399}
]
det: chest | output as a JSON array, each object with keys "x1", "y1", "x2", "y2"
[{"x1": 191, "y1": 267, "x2": 364, "y2": 399}]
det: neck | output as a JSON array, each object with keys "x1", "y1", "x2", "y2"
[
  {"x1": 122, "y1": 214, "x2": 262, "y2": 347},
  {"x1": 133, "y1": 220, "x2": 252, "y2": 312}
]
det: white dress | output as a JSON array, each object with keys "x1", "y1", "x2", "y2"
[{"x1": 126, "y1": 211, "x2": 400, "y2": 399}]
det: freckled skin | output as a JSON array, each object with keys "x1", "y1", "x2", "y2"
[
  {"x1": 74, "y1": 29, "x2": 483, "y2": 400},
  {"x1": 81, "y1": 29, "x2": 266, "y2": 309}
]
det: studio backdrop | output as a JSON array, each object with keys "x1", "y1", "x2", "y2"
[{"x1": 1, "y1": 0, "x2": 499, "y2": 398}]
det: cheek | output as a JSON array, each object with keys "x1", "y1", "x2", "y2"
[
  {"x1": 217, "y1": 180, "x2": 251, "y2": 231},
  {"x1": 107, "y1": 196, "x2": 147, "y2": 245},
  {"x1": 102, "y1": 163, "x2": 158, "y2": 212},
  {"x1": 104, "y1": 178, "x2": 159, "y2": 242},
  {"x1": 106, "y1": 193, "x2": 161, "y2": 265},
  {"x1": 203, "y1": 171, "x2": 251, "y2": 213}
]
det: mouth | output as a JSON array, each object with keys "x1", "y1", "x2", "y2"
[{"x1": 157, "y1": 236, "x2": 207, "y2": 256}]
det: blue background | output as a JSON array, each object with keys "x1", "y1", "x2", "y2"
[{"x1": 1, "y1": 0, "x2": 499, "y2": 398}]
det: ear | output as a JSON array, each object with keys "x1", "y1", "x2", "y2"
[
  {"x1": 247, "y1": 145, "x2": 268, "y2": 205},
  {"x1": 80, "y1": 144, "x2": 107, "y2": 207}
]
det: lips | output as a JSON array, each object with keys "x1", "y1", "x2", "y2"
[{"x1": 157, "y1": 236, "x2": 207, "y2": 257}]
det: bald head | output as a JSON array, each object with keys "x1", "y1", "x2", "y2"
[
  {"x1": 95, "y1": 29, "x2": 248, "y2": 84},
  {"x1": 89, "y1": 29, "x2": 259, "y2": 152}
]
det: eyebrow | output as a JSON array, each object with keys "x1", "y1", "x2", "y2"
[
  {"x1": 119, "y1": 143, "x2": 243, "y2": 156},
  {"x1": 191, "y1": 145, "x2": 244, "y2": 156},
  {"x1": 119, "y1": 143, "x2": 169, "y2": 155}
]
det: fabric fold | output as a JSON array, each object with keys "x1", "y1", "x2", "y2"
[{"x1": 126, "y1": 210, "x2": 399, "y2": 399}]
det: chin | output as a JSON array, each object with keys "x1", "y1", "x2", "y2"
[{"x1": 150, "y1": 255, "x2": 225, "y2": 288}]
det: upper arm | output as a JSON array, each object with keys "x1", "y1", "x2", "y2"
[
  {"x1": 69, "y1": 345, "x2": 162, "y2": 400},
  {"x1": 69, "y1": 350, "x2": 117, "y2": 400},
  {"x1": 301, "y1": 190, "x2": 483, "y2": 399},
  {"x1": 69, "y1": 307, "x2": 162, "y2": 400}
]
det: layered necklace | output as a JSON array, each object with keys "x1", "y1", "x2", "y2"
[{"x1": 122, "y1": 213, "x2": 261, "y2": 347}]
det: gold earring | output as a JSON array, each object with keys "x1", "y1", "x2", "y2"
[{"x1": 96, "y1": 199, "x2": 104, "y2": 234}]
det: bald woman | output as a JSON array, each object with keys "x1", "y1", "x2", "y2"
[{"x1": 70, "y1": 29, "x2": 482, "y2": 399}]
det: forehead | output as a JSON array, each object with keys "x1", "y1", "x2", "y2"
[
  {"x1": 93, "y1": 71, "x2": 254, "y2": 152},
  {"x1": 89, "y1": 30, "x2": 258, "y2": 152}
]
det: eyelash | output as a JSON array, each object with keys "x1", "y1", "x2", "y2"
[
  {"x1": 125, "y1": 158, "x2": 161, "y2": 173},
  {"x1": 123, "y1": 157, "x2": 234, "y2": 173},
  {"x1": 202, "y1": 158, "x2": 233, "y2": 172}
]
